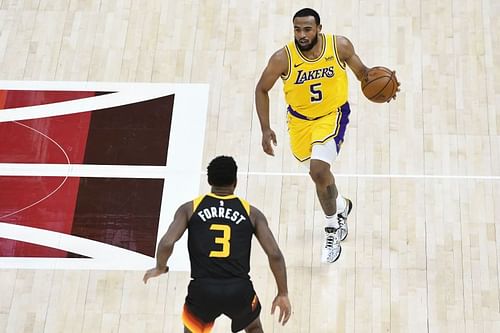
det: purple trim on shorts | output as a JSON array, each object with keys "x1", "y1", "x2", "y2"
[
  {"x1": 287, "y1": 105, "x2": 328, "y2": 121},
  {"x1": 334, "y1": 102, "x2": 351, "y2": 153}
]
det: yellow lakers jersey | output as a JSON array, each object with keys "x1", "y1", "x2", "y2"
[{"x1": 282, "y1": 34, "x2": 348, "y2": 118}]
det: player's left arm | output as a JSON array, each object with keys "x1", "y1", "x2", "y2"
[
  {"x1": 337, "y1": 35, "x2": 400, "y2": 99},
  {"x1": 336, "y1": 35, "x2": 369, "y2": 81},
  {"x1": 250, "y1": 205, "x2": 291, "y2": 325},
  {"x1": 143, "y1": 201, "x2": 191, "y2": 283}
]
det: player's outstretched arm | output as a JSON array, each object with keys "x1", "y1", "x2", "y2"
[
  {"x1": 255, "y1": 48, "x2": 288, "y2": 156},
  {"x1": 251, "y1": 205, "x2": 292, "y2": 325},
  {"x1": 143, "y1": 202, "x2": 190, "y2": 284}
]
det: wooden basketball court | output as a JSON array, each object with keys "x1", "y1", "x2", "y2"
[{"x1": 1, "y1": 0, "x2": 499, "y2": 332}]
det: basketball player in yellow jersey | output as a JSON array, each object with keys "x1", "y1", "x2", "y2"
[{"x1": 255, "y1": 8, "x2": 399, "y2": 263}]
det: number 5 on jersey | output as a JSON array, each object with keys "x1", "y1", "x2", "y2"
[
  {"x1": 209, "y1": 224, "x2": 231, "y2": 258},
  {"x1": 310, "y1": 83, "x2": 323, "y2": 102}
]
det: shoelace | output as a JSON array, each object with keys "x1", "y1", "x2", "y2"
[{"x1": 325, "y1": 234, "x2": 335, "y2": 248}]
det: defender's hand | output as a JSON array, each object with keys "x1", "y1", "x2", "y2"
[
  {"x1": 271, "y1": 295, "x2": 292, "y2": 325},
  {"x1": 143, "y1": 266, "x2": 168, "y2": 284},
  {"x1": 262, "y1": 128, "x2": 277, "y2": 156}
]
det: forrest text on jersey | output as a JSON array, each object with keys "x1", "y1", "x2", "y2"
[{"x1": 197, "y1": 206, "x2": 247, "y2": 224}]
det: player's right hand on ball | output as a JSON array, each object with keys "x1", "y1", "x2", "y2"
[
  {"x1": 262, "y1": 128, "x2": 277, "y2": 156},
  {"x1": 388, "y1": 70, "x2": 401, "y2": 102}
]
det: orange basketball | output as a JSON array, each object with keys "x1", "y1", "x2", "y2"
[{"x1": 361, "y1": 66, "x2": 398, "y2": 103}]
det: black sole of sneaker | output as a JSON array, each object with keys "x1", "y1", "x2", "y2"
[
  {"x1": 340, "y1": 199, "x2": 352, "y2": 242},
  {"x1": 346, "y1": 198, "x2": 353, "y2": 216}
]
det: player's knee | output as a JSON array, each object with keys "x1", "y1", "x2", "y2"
[
  {"x1": 245, "y1": 325, "x2": 263, "y2": 333},
  {"x1": 245, "y1": 327, "x2": 263, "y2": 333},
  {"x1": 244, "y1": 317, "x2": 263, "y2": 333},
  {"x1": 309, "y1": 167, "x2": 330, "y2": 186}
]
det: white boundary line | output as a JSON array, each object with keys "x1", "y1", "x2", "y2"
[
  {"x1": 0, "y1": 223, "x2": 154, "y2": 270},
  {"x1": 3, "y1": 167, "x2": 500, "y2": 181},
  {"x1": 240, "y1": 171, "x2": 500, "y2": 180},
  {"x1": 0, "y1": 163, "x2": 168, "y2": 178}
]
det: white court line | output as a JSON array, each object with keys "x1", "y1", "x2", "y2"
[
  {"x1": 0, "y1": 82, "x2": 205, "y2": 122},
  {"x1": 0, "y1": 80, "x2": 199, "y2": 91},
  {"x1": 3, "y1": 166, "x2": 500, "y2": 181},
  {"x1": 0, "y1": 222, "x2": 154, "y2": 270},
  {"x1": 0, "y1": 163, "x2": 168, "y2": 178},
  {"x1": 240, "y1": 171, "x2": 500, "y2": 181}
]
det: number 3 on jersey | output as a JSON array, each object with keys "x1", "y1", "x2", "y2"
[
  {"x1": 209, "y1": 224, "x2": 231, "y2": 257},
  {"x1": 310, "y1": 83, "x2": 323, "y2": 102}
]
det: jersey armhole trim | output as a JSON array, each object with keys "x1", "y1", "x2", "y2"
[
  {"x1": 333, "y1": 35, "x2": 347, "y2": 70},
  {"x1": 192, "y1": 195, "x2": 205, "y2": 212},
  {"x1": 281, "y1": 46, "x2": 292, "y2": 81},
  {"x1": 238, "y1": 198, "x2": 251, "y2": 216}
]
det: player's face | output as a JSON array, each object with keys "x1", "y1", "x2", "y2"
[{"x1": 293, "y1": 16, "x2": 322, "y2": 51}]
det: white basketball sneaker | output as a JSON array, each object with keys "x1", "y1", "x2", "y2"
[
  {"x1": 337, "y1": 198, "x2": 352, "y2": 241},
  {"x1": 321, "y1": 227, "x2": 342, "y2": 263}
]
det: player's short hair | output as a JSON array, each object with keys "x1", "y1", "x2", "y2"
[
  {"x1": 293, "y1": 8, "x2": 321, "y2": 25},
  {"x1": 207, "y1": 155, "x2": 237, "y2": 186}
]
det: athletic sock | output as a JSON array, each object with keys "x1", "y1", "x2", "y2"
[
  {"x1": 336, "y1": 194, "x2": 347, "y2": 214},
  {"x1": 325, "y1": 214, "x2": 340, "y2": 229}
]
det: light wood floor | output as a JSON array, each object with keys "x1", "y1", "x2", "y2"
[{"x1": 1, "y1": 0, "x2": 500, "y2": 332}]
